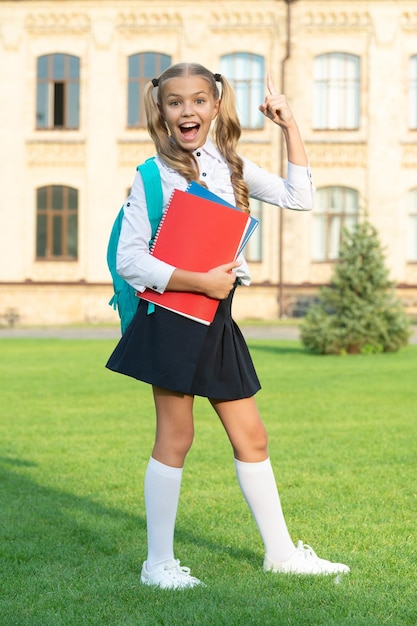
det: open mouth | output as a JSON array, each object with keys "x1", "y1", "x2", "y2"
[{"x1": 179, "y1": 123, "x2": 200, "y2": 141}]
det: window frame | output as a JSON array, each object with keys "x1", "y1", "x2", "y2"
[
  {"x1": 36, "y1": 53, "x2": 80, "y2": 130},
  {"x1": 409, "y1": 55, "x2": 417, "y2": 130},
  {"x1": 36, "y1": 185, "x2": 78, "y2": 261},
  {"x1": 219, "y1": 52, "x2": 265, "y2": 130},
  {"x1": 313, "y1": 52, "x2": 360, "y2": 131},
  {"x1": 127, "y1": 52, "x2": 171, "y2": 128},
  {"x1": 312, "y1": 186, "x2": 359, "y2": 262}
]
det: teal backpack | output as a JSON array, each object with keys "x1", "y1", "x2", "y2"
[{"x1": 107, "y1": 157, "x2": 163, "y2": 334}]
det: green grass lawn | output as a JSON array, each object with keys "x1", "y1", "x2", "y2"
[{"x1": 0, "y1": 338, "x2": 416, "y2": 626}]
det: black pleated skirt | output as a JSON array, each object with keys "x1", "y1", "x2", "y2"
[{"x1": 106, "y1": 287, "x2": 261, "y2": 400}]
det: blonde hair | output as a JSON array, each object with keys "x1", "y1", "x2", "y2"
[{"x1": 144, "y1": 63, "x2": 250, "y2": 213}]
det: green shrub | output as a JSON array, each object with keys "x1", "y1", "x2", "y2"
[{"x1": 300, "y1": 220, "x2": 411, "y2": 354}]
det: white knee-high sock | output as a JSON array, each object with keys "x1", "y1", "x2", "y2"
[
  {"x1": 144, "y1": 457, "x2": 183, "y2": 570},
  {"x1": 235, "y1": 457, "x2": 295, "y2": 563}
]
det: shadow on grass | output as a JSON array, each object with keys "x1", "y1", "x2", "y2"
[
  {"x1": 0, "y1": 455, "x2": 37, "y2": 468},
  {"x1": 0, "y1": 455, "x2": 259, "y2": 572},
  {"x1": 0, "y1": 457, "x2": 403, "y2": 626}
]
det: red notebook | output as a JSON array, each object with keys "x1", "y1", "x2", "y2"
[{"x1": 139, "y1": 188, "x2": 253, "y2": 325}]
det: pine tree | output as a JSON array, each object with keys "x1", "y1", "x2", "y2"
[{"x1": 300, "y1": 220, "x2": 411, "y2": 354}]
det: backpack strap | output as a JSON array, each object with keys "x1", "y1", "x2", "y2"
[
  {"x1": 107, "y1": 157, "x2": 163, "y2": 323},
  {"x1": 136, "y1": 157, "x2": 163, "y2": 315},
  {"x1": 137, "y1": 157, "x2": 163, "y2": 243}
]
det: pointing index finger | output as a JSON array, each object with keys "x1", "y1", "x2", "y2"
[{"x1": 267, "y1": 72, "x2": 279, "y2": 96}]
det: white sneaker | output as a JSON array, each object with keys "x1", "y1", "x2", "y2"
[
  {"x1": 264, "y1": 540, "x2": 350, "y2": 575},
  {"x1": 141, "y1": 559, "x2": 204, "y2": 589}
]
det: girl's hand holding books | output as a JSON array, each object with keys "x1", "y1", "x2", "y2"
[{"x1": 204, "y1": 261, "x2": 241, "y2": 300}]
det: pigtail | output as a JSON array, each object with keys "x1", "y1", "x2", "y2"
[
  {"x1": 144, "y1": 81, "x2": 169, "y2": 155},
  {"x1": 214, "y1": 76, "x2": 250, "y2": 213}
]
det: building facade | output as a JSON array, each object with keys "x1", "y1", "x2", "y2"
[{"x1": 1, "y1": 0, "x2": 417, "y2": 326}]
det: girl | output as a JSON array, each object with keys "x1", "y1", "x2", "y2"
[{"x1": 106, "y1": 63, "x2": 349, "y2": 589}]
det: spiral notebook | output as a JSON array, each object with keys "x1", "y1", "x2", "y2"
[
  {"x1": 139, "y1": 187, "x2": 257, "y2": 325},
  {"x1": 186, "y1": 181, "x2": 259, "y2": 254}
]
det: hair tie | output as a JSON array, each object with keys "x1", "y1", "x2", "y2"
[
  {"x1": 213, "y1": 73, "x2": 222, "y2": 82},
  {"x1": 151, "y1": 78, "x2": 159, "y2": 87}
]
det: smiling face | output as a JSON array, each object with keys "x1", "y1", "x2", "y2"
[{"x1": 158, "y1": 75, "x2": 220, "y2": 152}]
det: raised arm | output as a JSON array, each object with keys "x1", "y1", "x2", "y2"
[{"x1": 259, "y1": 73, "x2": 308, "y2": 167}]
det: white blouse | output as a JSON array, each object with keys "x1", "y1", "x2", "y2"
[{"x1": 116, "y1": 139, "x2": 314, "y2": 294}]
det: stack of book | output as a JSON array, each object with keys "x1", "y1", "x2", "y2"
[{"x1": 139, "y1": 184, "x2": 258, "y2": 325}]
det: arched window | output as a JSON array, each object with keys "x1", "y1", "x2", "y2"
[
  {"x1": 312, "y1": 186, "x2": 358, "y2": 261},
  {"x1": 36, "y1": 54, "x2": 80, "y2": 129},
  {"x1": 127, "y1": 52, "x2": 171, "y2": 127},
  {"x1": 407, "y1": 189, "x2": 417, "y2": 261},
  {"x1": 219, "y1": 53, "x2": 265, "y2": 129},
  {"x1": 36, "y1": 186, "x2": 78, "y2": 260},
  {"x1": 409, "y1": 55, "x2": 417, "y2": 129},
  {"x1": 313, "y1": 53, "x2": 360, "y2": 130}
]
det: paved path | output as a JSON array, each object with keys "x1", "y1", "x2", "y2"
[
  {"x1": 0, "y1": 324, "x2": 299, "y2": 341},
  {"x1": 0, "y1": 324, "x2": 416, "y2": 343}
]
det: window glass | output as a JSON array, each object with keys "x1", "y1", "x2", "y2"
[
  {"x1": 36, "y1": 54, "x2": 80, "y2": 129},
  {"x1": 312, "y1": 187, "x2": 359, "y2": 261},
  {"x1": 128, "y1": 82, "x2": 140, "y2": 127},
  {"x1": 52, "y1": 53, "x2": 65, "y2": 79},
  {"x1": 36, "y1": 186, "x2": 78, "y2": 260},
  {"x1": 69, "y1": 55, "x2": 80, "y2": 79},
  {"x1": 220, "y1": 53, "x2": 265, "y2": 129},
  {"x1": 37, "y1": 56, "x2": 48, "y2": 79},
  {"x1": 37, "y1": 187, "x2": 47, "y2": 210},
  {"x1": 36, "y1": 82, "x2": 49, "y2": 128},
  {"x1": 67, "y1": 214, "x2": 78, "y2": 257},
  {"x1": 128, "y1": 55, "x2": 139, "y2": 78},
  {"x1": 53, "y1": 83, "x2": 65, "y2": 126},
  {"x1": 67, "y1": 82, "x2": 80, "y2": 128},
  {"x1": 36, "y1": 214, "x2": 47, "y2": 258},
  {"x1": 127, "y1": 52, "x2": 171, "y2": 128},
  {"x1": 68, "y1": 187, "x2": 78, "y2": 210},
  {"x1": 52, "y1": 215, "x2": 63, "y2": 255},
  {"x1": 313, "y1": 53, "x2": 360, "y2": 130},
  {"x1": 52, "y1": 186, "x2": 63, "y2": 210},
  {"x1": 409, "y1": 56, "x2": 417, "y2": 129}
]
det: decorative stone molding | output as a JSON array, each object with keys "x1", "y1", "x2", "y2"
[
  {"x1": 211, "y1": 11, "x2": 278, "y2": 29},
  {"x1": 26, "y1": 141, "x2": 86, "y2": 167},
  {"x1": 117, "y1": 11, "x2": 182, "y2": 31},
  {"x1": 400, "y1": 11, "x2": 417, "y2": 29},
  {"x1": 91, "y1": 18, "x2": 114, "y2": 49},
  {"x1": 305, "y1": 142, "x2": 367, "y2": 168},
  {"x1": 25, "y1": 12, "x2": 90, "y2": 34},
  {"x1": 303, "y1": 10, "x2": 371, "y2": 30},
  {"x1": 401, "y1": 143, "x2": 417, "y2": 168}
]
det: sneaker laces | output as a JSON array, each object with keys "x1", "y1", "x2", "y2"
[
  {"x1": 296, "y1": 541, "x2": 321, "y2": 562},
  {"x1": 164, "y1": 559, "x2": 193, "y2": 579}
]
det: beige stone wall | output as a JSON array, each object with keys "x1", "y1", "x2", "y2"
[
  {"x1": 0, "y1": 283, "x2": 114, "y2": 327},
  {"x1": 1, "y1": 0, "x2": 417, "y2": 325}
]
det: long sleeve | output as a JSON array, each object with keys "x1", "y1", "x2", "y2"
[
  {"x1": 116, "y1": 169, "x2": 177, "y2": 293},
  {"x1": 244, "y1": 159, "x2": 314, "y2": 211}
]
